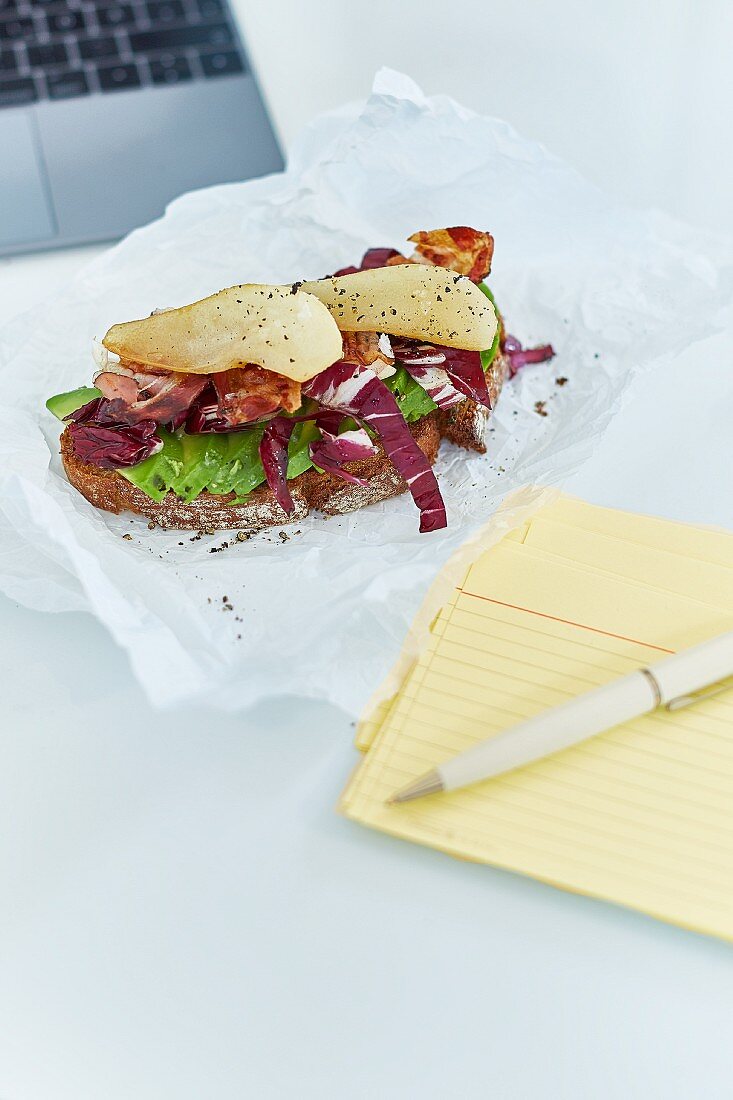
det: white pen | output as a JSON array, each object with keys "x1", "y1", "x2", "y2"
[{"x1": 388, "y1": 629, "x2": 733, "y2": 804}]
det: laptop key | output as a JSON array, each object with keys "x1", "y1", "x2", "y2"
[
  {"x1": 98, "y1": 4, "x2": 135, "y2": 29},
  {"x1": 27, "y1": 41, "x2": 68, "y2": 67},
  {"x1": 46, "y1": 68, "x2": 88, "y2": 98},
  {"x1": 129, "y1": 22, "x2": 232, "y2": 53},
  {"x1": 146, "y1": 0, "x2": 184, "y2": 22},
  {"x1": 0, "y1": 47, "x2": 17, "y2": 69},
  {"x1": 0, "y1": 16, "x2": 33, "y2": 40},
  {"x1": 149, "y1": 52, "x2": 190, "y2": 83},
  {"x1": 78, "y1": 35, "x2": 118, "y2": 61},
  {"x1": 97, "y1": 60, "x2": 141, "y2": 91},
  {"x1": 0, "y1": 74, "x2": 37, "y2": 104},
  {"x1": 46, "y1": 8, "x2": 85, "y2": 33},
  {"x1": 200, "y1": 49, "x2": 242, "y2": 78}
]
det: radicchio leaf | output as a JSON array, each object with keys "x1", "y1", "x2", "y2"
[
  {"x1": 65, "y1": 397, "x2": 121, "y2": 426},
  {"x1": 67, "y1": 415, "x2": 162, "y2": 469},
  {"x1": 185, "y1": 382, "x2": 234, "y2": 433},
  {"x1": 359, "y1": 247, "x2": 402, "y2": 270},
  {"x1": 259, "y1": 417, "x2": 296, "y2": 514},
  {"x1": 503, "y1": 334, "x2": 556, "y2": 377},
  {"x1": 392, "y1": 340, "x2": 491, "y2": 410},
  {"x1": 313, "y1": 409, "x2": 345, "y2": 435},
  {"x1": 309, "y1": 427, "x2": 377, "y2": 486},
  {"x1": 303, "y1": 362, "x2": 447, "y2": 533},
  {"x1": 332, "y1": 247, "x2": 402, "y2": 277},
  {"x1": 391, "y1": 341, "x2": 461, "y2": 410},
  {"x1": 440, "y1": 346, "x2": 491, "y2": 408}
]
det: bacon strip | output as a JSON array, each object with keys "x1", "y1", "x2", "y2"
[
  {"x1": 334, "y1": 228, "x2": 494, "y2": 283},
  {"x1": 96, "y1": 361, "x2": 302, "y2": 430},
  {"x1": 96, "y1": 366, "x2": 207, "y2": 426},
  {"x1": 212, "y1": 365, "x2": 302, "y2": 425},
  {"x1": 408, "y1": 227, "x2": 494, "y2": 282},
  {"x1": 340, "y1": 331, "x2": 395, "y2": 370}
]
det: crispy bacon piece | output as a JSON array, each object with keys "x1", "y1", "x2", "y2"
[
  {"x1": 408, "y1": 227, "x2": 494, "y2": 282},
  {"x1": 94, "y1": 370, "x2": 139, "y2": 405},
  {"x1": 334, "y1": 228, "x2": 494, "y2": 282},
  {"x1": 340, "y1": 331, "x2": 395, "y2": 370},
  {"x1": 385, "y1": 253, "x2": 415, "y2": 268},
  {"x1": 97, "y1": 361, "x2": 302, "y2": 431},
  {"x1": 96, "y1": 366, "x2": 206, "y2": 425},
  {"x1": 212, "y1": 366, "x2": 302, "y2": 426}
]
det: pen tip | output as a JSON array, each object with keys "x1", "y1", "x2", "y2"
[{"x1": 386, "y1": 770, "x2": 444, "y2": 804}]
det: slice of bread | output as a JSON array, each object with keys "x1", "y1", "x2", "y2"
[{"x1": 60, "y1": 354, "x2": 508, "y2": 532}]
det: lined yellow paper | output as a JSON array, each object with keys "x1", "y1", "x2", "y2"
[
  {"x1": 548, "y1": 496, "x2": 733, "y2": 565},
  {"x1": 341, "y1": 499, "x2": 733, "y2": 940}
]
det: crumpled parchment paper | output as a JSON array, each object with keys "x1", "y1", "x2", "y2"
[{"x1": 0, "y1": 69, "x2": 728, "y2": 715}]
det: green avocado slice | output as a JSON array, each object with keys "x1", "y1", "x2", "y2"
[
  {"x1": 120, "y1": 429, "x2": 184, "y2": 503},
  {"x1": 46, "y1": 386, "x2": 102, "y2": 421},
  {"x1": 119, "y1": 421, "x2": 320, "y2": 506}
]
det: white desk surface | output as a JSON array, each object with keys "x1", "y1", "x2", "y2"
[{"x1": 2, "y1": 5, "x2": 733, "y2": 1095}]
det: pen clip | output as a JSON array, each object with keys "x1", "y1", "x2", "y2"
[{"x1": 665, "y1": 676, "x2": 733, "y2": 712}]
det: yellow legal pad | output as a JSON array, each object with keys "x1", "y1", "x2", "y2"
[{"x1": 340, "y1": 497, "x2": 733, "y2": 941}]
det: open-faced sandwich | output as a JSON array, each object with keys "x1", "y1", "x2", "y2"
[{"x1": 46, "y1": 228, "x2": 553, "y2": 533}]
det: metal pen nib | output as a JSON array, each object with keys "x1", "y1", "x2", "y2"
[{"x1": 387, "y1": 769, "x2": 444, "y2": 804}]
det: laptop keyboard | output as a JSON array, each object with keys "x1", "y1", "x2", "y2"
[{"x1": 0, "y1": 0, "x2": 246, "y2": 107}]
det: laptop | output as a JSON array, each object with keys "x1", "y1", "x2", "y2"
[{"x1": 0, "y1": 0, "x2": 283, "y2": 256}]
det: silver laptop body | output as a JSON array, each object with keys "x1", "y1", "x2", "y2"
[{"x1": 0, "y1": 0, "x2": 283, "y2": 255}]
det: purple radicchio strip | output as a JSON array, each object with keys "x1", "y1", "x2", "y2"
[
  {"x1": 332, "y1": 247, "x2": 401, "y2": 277},
  {"x1": 309, "y1": 427, "x2": 377, "y2": 486},
  {"x1": 440, "y1": 346, "x2": 491, "y2": 407},
  {"x1": 65, "y1": 398, "x2": 162, "y2": 469},
  {"x1": 185, "y1": 383, "x2": 232, "y2": 433},
  {"x1": 503, "y1": 334, "x2": 556, "y2": 377},
  {"x1": 67, "y1": 422, "x2": 162, "y2": 469},
  {"x1": 303, "y1": 361, "x2": 447, "y2": 533},
  {"x1": 390, "y1": 341, "x2": 462, "y2": 410},
  {"x1": 259, "y1": 416, "x2": 296, "y2": 514},
  {"x1": 393, "y1": 340, "x2": 491, "y2": 410}
]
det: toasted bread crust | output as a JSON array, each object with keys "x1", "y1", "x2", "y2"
[{"x1": 60, "y1": 354, "x2": 508, "y2": 531}]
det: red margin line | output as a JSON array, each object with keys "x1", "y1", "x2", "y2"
[{"x1": 456, "y1": 589, "x2": 675, "y2": 654}]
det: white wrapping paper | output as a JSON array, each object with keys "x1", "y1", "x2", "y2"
[{"x1": 0, "y1": 70, "x2": 728, "y2": 715}]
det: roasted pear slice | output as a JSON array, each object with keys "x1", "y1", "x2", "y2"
[
  {"x1": 298, "y1": 265, "x2": 497, "y2": 351},
  {"x1": 103, "y1": 285, "x2": 344, "y2": 382}
]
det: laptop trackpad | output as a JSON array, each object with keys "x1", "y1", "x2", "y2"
[{"x1": 0, "y1": 112, "x2": 56, "y2": 248}]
